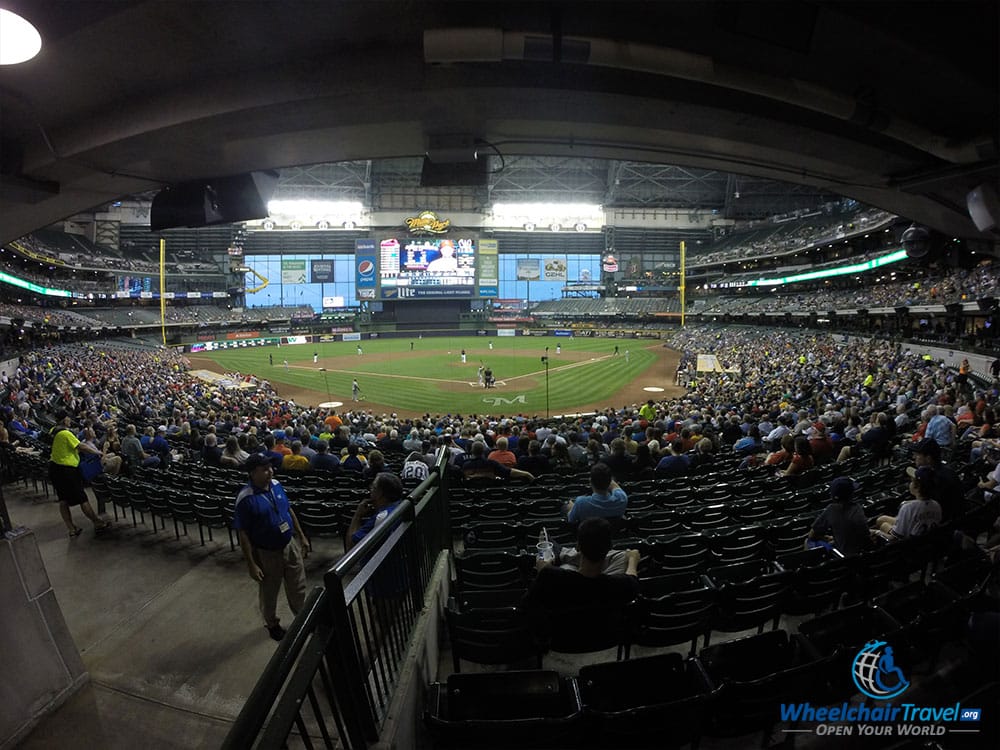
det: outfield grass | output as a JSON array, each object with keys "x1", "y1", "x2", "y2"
[{"x1": 194, "y1": 336, "x2": 662, "y2": 415}]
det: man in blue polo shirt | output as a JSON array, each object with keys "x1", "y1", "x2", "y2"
[
  {"x1": 234, "y1": 453, "x2": 311, "y2": 641},
  {"x1": 565, "y1": 462, "x2": 628, "y2": 522},
  {"x1": 346, "y1": 471, "x2": 405, "y2": 550}
]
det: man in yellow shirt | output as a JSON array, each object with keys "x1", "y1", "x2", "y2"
[
  {"x1": 281, "y1": 441, "x2": 311, "y2": 471},
  {"x1": 639, "y1": 399, "x2": 656, "y2": 423},
  {"x1": 49, "y1": 412, "x2": 110, "y2": 537}
]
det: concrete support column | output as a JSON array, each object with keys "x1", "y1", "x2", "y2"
[{"x1": 0, "y1": 528, "x2": 88, "y2": 750}]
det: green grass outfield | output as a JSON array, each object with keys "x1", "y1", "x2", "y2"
[{"x1": 192, "y1": 336, "x2": 662, "y2": 415}]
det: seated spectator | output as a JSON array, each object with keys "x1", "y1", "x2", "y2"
[
  {"x1": 733, "y1": 423, "x2": 761, "y2": 455},
  {"x1": 341, "y1": 443, "x2": 366, "y2": 473},
  {"x1": 875, "y1": 466, "x2": 942, "y2": 539},
  {"x1": 907, "y1": 438, "x2": 963, "y2": 520},
  {"x1": 783, "y1": 437, "x2": 815, "y2": 476},
  {"x1": 346, "y1": 472, "x2": 405, "y2": 551},
  {"x1": 309, "y1": 440, "x2": 341, "y2": 473},
  {"x1": 281, "y1": 440, "x2": 310, "y2": 471},
  {"x1": 377, "y1": 429, "x2": 404, "y2": 453},
  {"x1": 602, "y1": 438, "x2": 634, "y2": 481},
  {"x1": 806, "y1": 477, "x2": 871, "y2": 556},
  {"x1": 401, "y1": 450, "x2": 429, "y2": 481},
  {"x1": 520, "y1": 518, "x2": 640, "y2": 612},
  {"x1": 272, "y1": 431, "x2": 292, "y2": 456},
  {"x1": 808, "y1": 422, "x2": 835, "y2": 463},
  {"x1": 585, "y1": 438, "x2": 608, "y2": 465},
  {"x1": 565, "y1": 462, "x2": 628, "y2": 523},
  {"x1": 687, "y1": 437, "x2": 716, "y2": 471},
  {"x1": 220, "y1": 435, "x2": 249, "y2": 468},
  {"x1": 632, "y1": 443, "x2": 656, "y2": 478},
  {"x1": 362, "y1": 449, "x2": 387, "y2": 480},
  {"x1": 260, "y1": 434, "x2": 284, "y2": 470},
  {"x1": 517, "y1": 439, "x2": 550, "y2": 476},
  {"x1": 202, "y1": 433, "x2": 223, "y2": 466},
  {"x1": 121, "y1": 423, "x2": 158, "y2": 469},
  {"x1": 550, "y1": 441, "x2": 575, "y2": 471},
  {"x1": 837, "y1": 413, "x2": 882, "y2": 462},
  {"x1": 655, "y1": 439, "x2": 690, "y2": 477},
  {"x1": 924, "y1": 406, "x2": 956, "y2": 456},
  {"x1": 488, "y1": 436, "x2": 517, "y2": 468},
  {"x1": 463, "y1": 440, "x2": 534, "y2": 482},
  {"x1": 765, "y1": 434, "x2": 795, "y2": 470}
]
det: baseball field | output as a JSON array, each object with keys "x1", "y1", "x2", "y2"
[{"x1": 188, "y1": 335, "x2": 682, "y2": 417}]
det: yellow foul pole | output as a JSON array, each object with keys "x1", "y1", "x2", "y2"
[
  {"x1": 159, "y1": 238, "x2": 167, "y2": 346},
  {"x1": 680, "y1": 240, "x2": 686, "y2": 327}
]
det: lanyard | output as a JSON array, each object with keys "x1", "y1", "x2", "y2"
[{"x1": 264, "y1": 488, "x2": 279, "y2": 514}]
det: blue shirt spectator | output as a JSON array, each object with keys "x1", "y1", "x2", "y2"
[{"x1": 567, "y1": 463, "x2": 628, "y2": 523}]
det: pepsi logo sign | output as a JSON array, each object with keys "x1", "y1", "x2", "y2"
[{"x1": 358, "y1": 260, "x2": 375, "y2": 277}]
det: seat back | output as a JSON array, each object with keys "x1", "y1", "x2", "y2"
[
  {"x1": 454, "y1": 551, "x2": 530, "y2": 592},
  {"x1": 444, "y1": 606, "x2": 541, "y2": 672},
  {"x1": 630, "y1": 587, "x2": 716, "y2": 655},
  {"x1": 578, "y1": 654, "x2": 714, "y2": 749},
  {"x1": 424, "y1": 671, "x2": 583, "y2": 747}
]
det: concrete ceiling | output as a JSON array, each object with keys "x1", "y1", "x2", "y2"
[{"x1": 0, "y1": 0, "x2": 996, "y2": 245}]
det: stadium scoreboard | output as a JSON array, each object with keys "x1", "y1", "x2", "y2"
[{"x1": 355, "y1": 236, "x2": 498, "y2": 300}]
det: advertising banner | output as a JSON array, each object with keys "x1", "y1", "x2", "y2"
[
  {"x1": 226, "y1": 331, "x2": 261, "y2": 340},
  {"x1": 342, "y1": 332, "x2": 362, "y2": 342},
  {"x1": 543, "y1": 256, "x2": 568, "y2": 281},
  {"x1": 355, "y1": 239, "x2": 377, "y2": 300},
  {"x1": 516, "y1": 258, "x2": 541, "y2": 281},
  {"x1": 311, "y1": 259, "x2": 334, "y2": 283},
  {"x1": 281, "y1": 259, "x2": 307, "y2": 284},
  {"x1": 497, "y1": 328, "x2": 517, "y2": 336},
  {"x1": 478, "y1": 238, "x2": 499, "y2": 297}
]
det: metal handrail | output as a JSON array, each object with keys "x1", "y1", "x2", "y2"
[{"x1": 222, "y1": 448, "x2": 452, "y2": 750}]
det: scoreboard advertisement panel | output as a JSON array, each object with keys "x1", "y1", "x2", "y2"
[{"x1": 377, "y1": 236, "x2": 477, "y2": 299}]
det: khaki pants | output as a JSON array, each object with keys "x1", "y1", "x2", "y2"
[{"x1": 255, "y1": 540, "x2": 306, "y2": 628}]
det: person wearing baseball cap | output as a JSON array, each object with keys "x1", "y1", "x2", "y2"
[
  {"x1": 805, "y1": 476, "x2": 870, "y2": 556},
  {"x1": 876, "y1": 465, "x2": 942, "y2": 540},
  {"x1": 907, "y1": 438, "x2": 963, "y2": 520},
  {"x1": 233, "y1": 452, "x2": 311, "y2": 641}
]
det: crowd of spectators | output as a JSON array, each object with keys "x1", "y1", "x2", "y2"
[
  {"x1": 688, "y1": 207, "x2": 894, "y2": 267},
  {"x1": 1, "y1": 326, "x2": 994, "y2": 495},
  {"x1": 698, "y1": 260, "x2": 1000, "y2": 316}
]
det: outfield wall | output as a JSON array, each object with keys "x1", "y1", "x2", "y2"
[{"x1": 182, "y1": 326, "x2": 665, "y2": 353}]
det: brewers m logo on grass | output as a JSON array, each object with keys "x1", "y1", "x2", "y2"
[{"x1": 404, "y1": 211, "x2": 450, "y2": 234}]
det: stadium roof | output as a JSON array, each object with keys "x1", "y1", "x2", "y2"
[{"x1": 0, "y1": 0, "x2": 996, "y2": 245}]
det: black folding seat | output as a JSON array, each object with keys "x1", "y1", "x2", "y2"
[
  {"x1": 699, "y1": 629, "x2": 835, "y2": 739},
  {"x1": 424, "y1": 670, "x2": 583, "y2": 748},
  {"x1": 444, "y1": 603, "x2": 541, "y2": 672},
  {"x1": 627, "y1": 579, "x2": 716, "y2": 657},
  {"x1": 578, "y1": 654, "x2": 715, "y2": 749},
  {"x1": 453, "y1": 550, "x2": 531, "y2": 593}
]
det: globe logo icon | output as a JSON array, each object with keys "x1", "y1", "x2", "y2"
[{"x1": 852, "y1": 640, "x2": 910, "y2": 700}]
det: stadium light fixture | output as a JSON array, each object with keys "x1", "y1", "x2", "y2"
[
  {"x1": 490, "y1": 202, "x2": 604, "y2": 231},
  {"x1": 0, "y1": 8, "x2": 41, "y2": 65},
  {"x1": 259, "y1": 199, "x2": 365, "y2": 230}
]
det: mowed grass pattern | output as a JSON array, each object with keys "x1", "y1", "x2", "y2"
[{"x1": 196, "y1": 336, "x2": 660, "y2": 415}]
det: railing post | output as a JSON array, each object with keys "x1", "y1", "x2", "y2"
[{"x1": 323, "y1": 572, "x2": 380, "y2": 748}]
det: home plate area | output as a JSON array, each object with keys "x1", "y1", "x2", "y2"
[{"x1": 467, "y1": 380, "x2": 507, "y2": 387}]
